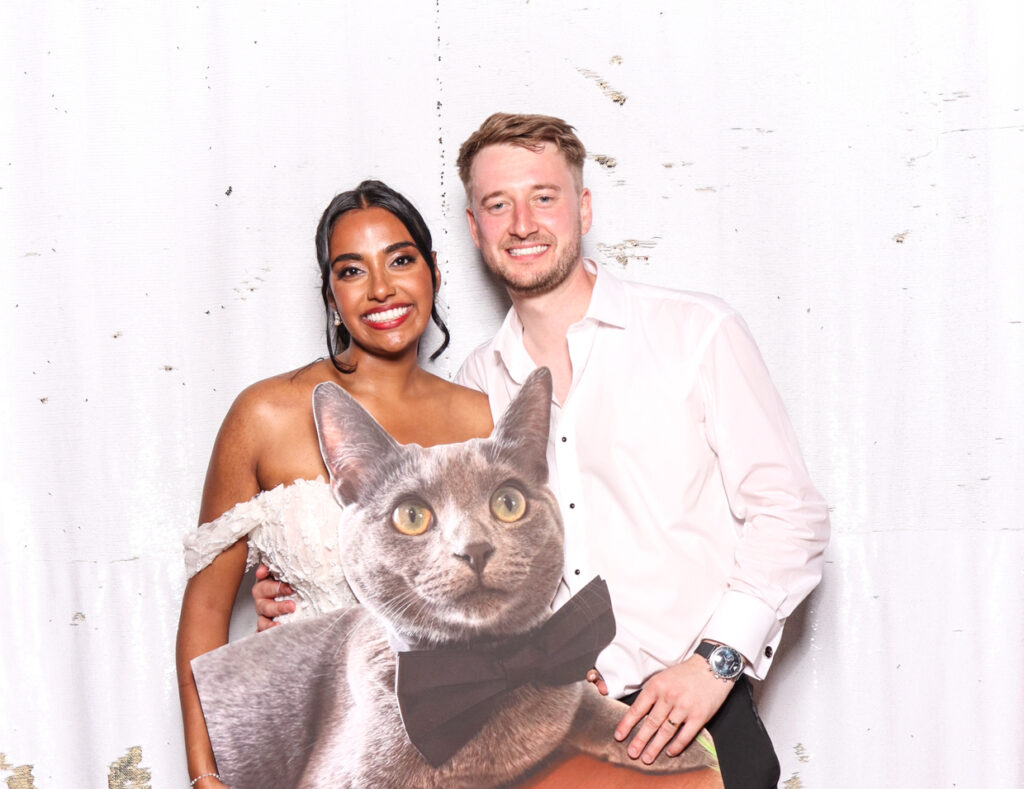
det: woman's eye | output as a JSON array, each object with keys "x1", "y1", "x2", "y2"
[
  {"x1": 392, "y1": 501, "x2": 433, "y2": 535},
  {"x1": 391, "y1": 254, "x2": 417, "y2": 268},
  {"x1": 336, "y1": 266, "x2": 363, "y2": 279},
  {"x1": 490, "y1": 485, "x2": 527, "y2": 523}
]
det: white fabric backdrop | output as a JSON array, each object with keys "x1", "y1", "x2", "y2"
[{"x1": 2, "y1": 1, "x2": 1021, "y2": 786}]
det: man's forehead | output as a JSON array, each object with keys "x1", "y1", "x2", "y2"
[
  {"x1": 469, "y1": 142, "x2": 573, "y2": 193},
  {"x1": 473, "y1": 140, "x2": 560, "y2": 166}
]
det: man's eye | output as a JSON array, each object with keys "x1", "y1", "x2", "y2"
[{"x1": 488, "y1": 201, "x2": 507, "y2": 212}]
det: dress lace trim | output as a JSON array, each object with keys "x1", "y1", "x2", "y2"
[{"x1": 182, "y1": 477, "x2": 357, "y2": 620}]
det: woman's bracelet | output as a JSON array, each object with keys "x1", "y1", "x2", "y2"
[{"x1": 189, "y1": 773, "x2": 220, "y2": 787}]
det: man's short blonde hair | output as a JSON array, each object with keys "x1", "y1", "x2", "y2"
[{"x1": 457, "y1": 113, "x2": 586, "y2": 197}]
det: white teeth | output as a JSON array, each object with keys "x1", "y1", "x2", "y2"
[
  {"x1": 508, "y1": 245, "x2": 548, "y2": 257},
  {"x1": 363, "y1": 305, "x2": 411, "y2": 324}
]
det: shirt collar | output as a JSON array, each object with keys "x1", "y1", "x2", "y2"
[
  {"x1": 491, "y1": 259, "x2": 628, "y2": 383},
  {"x1": 582, "y1": 258, "x2": 628, "y2": 329},
  {"x1": 491, "y1": 306, "x2": 531, "y2": 384}
]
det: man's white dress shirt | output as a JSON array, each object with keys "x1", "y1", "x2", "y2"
[{"x1": 456, "y1": 261, "x2": 829, "y2": 698}]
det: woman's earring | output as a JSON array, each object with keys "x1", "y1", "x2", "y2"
[{"x1": 333, "y1": 311, "x2": 342, "y2": 327}]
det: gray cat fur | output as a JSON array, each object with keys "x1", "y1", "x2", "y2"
[{"x1": 191, "y1": 368, "x2": 719, "y2": 788}]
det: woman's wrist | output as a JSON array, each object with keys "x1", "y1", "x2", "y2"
[{"x1": 189, "y1": 771, "x2": 221, "y2": 787}]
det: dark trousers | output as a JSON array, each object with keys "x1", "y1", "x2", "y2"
[{"x1": 619, "y1": 676, "x2": 780, "y2": 788}]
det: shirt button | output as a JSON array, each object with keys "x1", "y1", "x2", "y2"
[
  {"x1": 561, "y1": 436, "x2": 567, "y2": 442},
  {"x1": 569, "y1": 503, "x2": 575, "y2": 509},
  {"x1": 574, "y1": 569, "x2": 581, "y2": 575},
  {"x1": 765, "y1": 646, "x2": 774, "y2": 658}
]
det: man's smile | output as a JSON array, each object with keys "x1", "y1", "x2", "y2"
[{"x1": 507, "y1": 244, "x2": 551, "y2": 258}]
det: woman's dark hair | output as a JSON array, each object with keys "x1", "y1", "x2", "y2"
[{"x1": 315, "y1": 180, "x2": 450, "y2": 372}]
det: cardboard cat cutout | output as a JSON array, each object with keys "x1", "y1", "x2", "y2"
[{"x1": 191, "y1": 368, "x2": 721, "y2": 788}]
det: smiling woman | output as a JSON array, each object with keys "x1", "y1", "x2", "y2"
[
  {"x1": 315, "y1": 181, "x2": 451, "y2": 370},
  {"x1": 175, "y1": 181, "x2": 493, "y2": 788},
  {"x1": 327, "y1": 206, "x2": 439, "y2": 362}
]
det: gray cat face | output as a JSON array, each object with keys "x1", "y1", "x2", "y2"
[{"x1": 313, "y1": 369, "x2": 563, "y2": 645}]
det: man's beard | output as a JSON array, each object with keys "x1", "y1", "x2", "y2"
[{"x1": 484, "y1": 227, "x2": 582, "y2": 297}]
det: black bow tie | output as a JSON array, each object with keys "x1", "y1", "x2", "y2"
[{"x1": 395, "y1": 576, "x2": 615, "y2": 767}]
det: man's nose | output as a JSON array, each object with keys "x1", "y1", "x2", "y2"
[{"x1": 511, "y1": 203, "x2": 538, "y2": 238}]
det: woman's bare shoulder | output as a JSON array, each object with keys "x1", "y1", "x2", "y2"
[
  {"x1": 204, "y1": 361, "x2": 333, "y2": 503},
  {"x1": 231, "y1": 360, "x2": 334, "y2": 422}
]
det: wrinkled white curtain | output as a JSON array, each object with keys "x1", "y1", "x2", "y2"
[{"x1": 2, "y1": 1, "x2": 1021, "y2": 786}]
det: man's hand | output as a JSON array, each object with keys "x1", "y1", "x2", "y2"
[
  {"x1": 614, "y1": 655, "x2": 734, "y2": 764},
  {"x1": 252, "y1": 563, "x2": 296, "y2": 631},
  {"x1": 586, "y1": 668, "x2": 609, "y2": 696}
]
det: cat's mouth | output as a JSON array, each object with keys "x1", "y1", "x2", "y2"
[
  {"x1": 387, "y1": 583, "x2": 550, "y2": 645},
  {"x1": 451, "y1": 583, "x2": 505, "y2": 611},
  {"x1": 386, "y1": 557, "x2": 559, "y2": 640},
  {"x1": 448, "y1": 585, "x2": 548, "y2": 633}
]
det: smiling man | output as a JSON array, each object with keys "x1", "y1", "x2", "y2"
[
  {"x1": 465, "y1": 140, "x2": 589, "y2": 298},
  {"x1": 453, "y1": 113, "x2": 830, "y2": 788}
]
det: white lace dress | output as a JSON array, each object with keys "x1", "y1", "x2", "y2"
[{"x1": 183, "y1": 477, "x2": 358, "y2": 619}]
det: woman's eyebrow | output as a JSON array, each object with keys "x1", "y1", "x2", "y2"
[
  {"x1": 330, "y1": 241, "x2": 415, "y2": 266},
  {"x1": 329, "y1": 251, "x2": 363, "y2": 265}
]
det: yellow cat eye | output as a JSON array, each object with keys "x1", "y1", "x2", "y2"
[
  {"x1": 392, "y1": 501, "x2": 433, "y2": 536},
  {"x1": 490, "y1": 485, "x2": 527, "y2": 523}
]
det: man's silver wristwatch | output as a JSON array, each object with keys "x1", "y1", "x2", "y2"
[{"x1": 695, "y1": 640, "x2": 745, "y2": 682}]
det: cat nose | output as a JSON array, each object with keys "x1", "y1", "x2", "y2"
[{"x1": 456, "y1": 541, "x2": 494, "y2": 574}]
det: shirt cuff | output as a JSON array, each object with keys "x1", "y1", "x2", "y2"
[{"x1": 700, "y1": 590, "x2": 782, "y2": 680}]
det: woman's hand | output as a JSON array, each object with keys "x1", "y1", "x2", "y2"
[{"x1": 252, "y1": 563, "x2": 296, "y2": 631}]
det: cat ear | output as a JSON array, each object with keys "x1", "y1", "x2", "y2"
[
  {"x1": 312, "y1": 382, "x2": 401, "y2": 505},
  {"x1": 488, "y1": 367, "x2": 554, "y2": 483}
]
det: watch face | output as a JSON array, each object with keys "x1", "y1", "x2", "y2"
[{"x1": 710, "y1": 646, "x2": 743, "y2": 680}]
